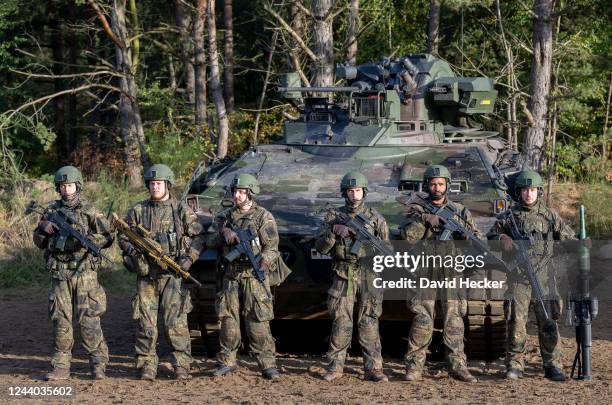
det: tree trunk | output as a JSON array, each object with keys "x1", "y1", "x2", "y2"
[
  {"x1": 194, "y1": 0, "x2": 208, "y2": 125},
  {"x1": 287, "y1": 2, "x2": 309, "y2": 86},
  {"x1": 346, "y1": 0, "x2": 359, "y2": 65},
  {"x1": 175, "y1": 0, "x2": 195, "y2": 107},
  {"x1": 427, "y1": 0, "x2": 440, "y2": 56},
  {"x1": 522, "y1": 0, "x2": 554, "y2": 170},
  {"x1": 68, "y1": 2, "x2": 78, "y2": 157},
  {"x1": 207, "y1": 0, "x2": 230, "y2": 158},
  {"x1": 48, "y1": 1, "x2": 68, "y2": 161},
  {"x1": 223, "y1": 0, "x2": 234, "y2": 113},
  {"x1": 312, "y1": 0, "x2": 334, "y2": 89},
  {"x1": 111, "y1": 0, "x2": 147, "y2": 188}
]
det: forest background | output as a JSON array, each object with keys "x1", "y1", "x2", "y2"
[{"x1": 0, "y1": 0, "x2": 610, "y2": 288}]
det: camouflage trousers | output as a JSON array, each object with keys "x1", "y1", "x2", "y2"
[
  {"x1": 131, "y1": 275, "x2": 193, "y2": 370},
  {"x1": 48, "y1": 270, "x2": 109, "y2": 369},
  {"x1": 404, "y1": 297, "x2": 468, "y2": 372},
  {"x1": 326, "y1": 273, "x2": 384, "y2": 372},
  {"x1": 216, "y1": 274, "x2": 276, "y2": 370},
  {"x1": 505, "y1": 282, "x2": 562, "y2": 370}
]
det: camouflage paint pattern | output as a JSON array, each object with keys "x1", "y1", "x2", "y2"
[
  {"x1": 33, "y1": 198, "x2": 113, "y2": 370},
  {"x1": 400, "y1": 195, "x2": 479, "y2": 372},
  {"x1": 315, "y1": 202, "x2": 388, "y2": 372},
  {"x1": 207, "y1": 203, "x2": 280, "y2": 370},
  {"x1": 488, "y1": 201, "x2": 576, "y2": 371},
  {"x1": 121, "y1": 196, "x2": 204, "y2": 370}
]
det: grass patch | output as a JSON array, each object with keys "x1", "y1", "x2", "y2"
[{"x1": 549, "y1": 181, "x2": 612, "y2": 239}]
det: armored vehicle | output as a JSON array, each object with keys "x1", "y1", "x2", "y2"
[{"x1": 185, "y1": 54, "x2": 519, "y2": 360}]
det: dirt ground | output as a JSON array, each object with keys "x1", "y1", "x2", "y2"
[{"x1": 1, "y1": 289, "x2": 611, "y2": 404}]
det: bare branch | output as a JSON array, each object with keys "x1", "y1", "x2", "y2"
[
  {"x1": 87, "y1": 0, "x2": 125, "y2": 50},
  {"x1": 290, "y1": 1, "x2": 313, "y2": 18},
  {"x1": 9, "y1": 68, "x2": 123, "y2": 80},
  {"x1": 264, "y1": 2, "x2": 318, "y2": 62},
  {"x1": 0, "y1": 84, "x2": 123, "y2": 132}
]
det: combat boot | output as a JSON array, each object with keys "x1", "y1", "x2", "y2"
[
  {"x1": 544, "y1": 366, "x2": 566, "y2": 382},
  {"x1": 174, "y1": 366, "x2": 191, "y2": 380},
  {"x1": 450, "y1": 367, "x2": 477, "y2": 383},
  {"x1": 92, "y1": 365, "x2": 106, "y2": 380},
  {"x1": 322, "y1": 370, "x2": 343, "y2": 381},
  {"x1": 505, "y1": 368, "x2": 523, "y2": 380},
  {"x1": 212, "y1": 365, "x2": 236, "y2": 377},
  {"x1": 140, "y1": 365, "x2": 157, "y2": 381},
  {"x1": 45, "y1": 366, "x2": 70, "y2": 381},
  {"x1": 403, "y1": 369, "x2": 422, "y2": 381},
  {"x1": 364, "y1": 369, "x2": 388, "y2": 382},
  {"x1": 262, "y1": 368, "x2": 281, "y2": 380}
]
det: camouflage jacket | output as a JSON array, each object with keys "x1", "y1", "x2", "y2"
[
  {"x1": 315, "y1": 203, "x2": 389, "y2": 280},
  {"x1": 487, "y1": 202, "x2": 576, "y2": 284},
  {"x1": 399, "y1": 194, "x2": 480, "y2": 241},
  {"x1": 33, "y1": 199, "x2": 113, "y2": 279},
  {"x1": 208, "y1": 203, "x2": 280, "y2": 280},
  {"x1": 121, "y1": 196, "x2": 204, "y2": 278}
]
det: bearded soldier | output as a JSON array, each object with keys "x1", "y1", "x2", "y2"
[
  {"x1": 208, "y1": 174, "x2": 282, "y2": 380},
  {"x1": 33, "y1": 166, "x2": 113, "y2": 381},
  {"x1": 315, "y1": 172, "x2": 389, "y2": 382},
  {"x1": 400, "y1": 164, "x2": 478, "y2": 383},
  {"x1": 488, "y1": 170, "x2": 576, "y2": 381},
  {"x1": 119, "y1": 164, "x2": 203, "y2": 381}
]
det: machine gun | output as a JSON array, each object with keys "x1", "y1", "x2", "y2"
[
  {"x1": 223, "y1": 228, "x2": 266, "y2": 284},
  {"x1": 112, "y1": 213, "x2": 202, "y2": 287},
  {"x1": 566, "y1": 205, "x2": 597, "y2": 380},
  {"x1": 405, "y1": 193, "x2": 512, "y2": 273},
  {"x1": 26, "y1": 201, "x2": 114, "y2": 265},
  {"x1": 335, "y1": 211, "x2": 394, "y2": 257}
]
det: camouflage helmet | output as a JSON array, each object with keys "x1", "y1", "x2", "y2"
[
  {"x1": 54, "y1": 166, "x2": 83, "y2": 187},
  {"x1": 340, "y1": 171, "x2": 368, "y2": 192},
  {"x1": 515, "y1": 170, "x2": 543, "y2": 189},
  {"x1": 144, "y1": 164, "x2": 175, "y2": 186},
  {"x1": 230, "y1": 173, "x2": 260, "y2": 195},
  {"x1": 423, "y1": 164, "x2": 452, "y2": 183}
]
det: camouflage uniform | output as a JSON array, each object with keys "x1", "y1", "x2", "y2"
[
  {"x1": 315, "y1": 203, "x2": 389, "y2": 374},
  {"x1": 208, "y1": 202, "x2": 280, "y2": 371},
  {"x1": 488, "y1": 202, "x2": 575, "y2": 372},
  {"x1": 33, "y1": 199, "x2": 113, "y2": 372},
  {"x1": 122, "y1": 197, "x2": 203, "y2": 371},
  {"x1": 400, "y1": 194, "x2": 479, "y2": 373}
]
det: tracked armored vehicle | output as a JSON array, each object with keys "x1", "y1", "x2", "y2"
[{"x1": 185, "y1": 54, "x2": 520, "y2": 360}]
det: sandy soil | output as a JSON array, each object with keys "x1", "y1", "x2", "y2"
[{"x1": 1, "y1": 289, "x2": 611, "y2": 404}]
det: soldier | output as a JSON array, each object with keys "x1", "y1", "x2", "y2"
[
  {"x1": 208, "y1": 174, "x2": 281, "y2": 380},
  {"x1": 315, "y1": 172, "x2": 389, "y2": 382},
  {"x1": 488, "y1": 170, "x2": 575, "y2": 381},
  {"x1": 400, "y1": 164, "x2": 477, "y2": 383},
  {"x1": 33, "y1": 166, "x2": 113, "y2": 381},
  {"x1": 119, "y1": 164, "x2": 203, "y2": 381}
]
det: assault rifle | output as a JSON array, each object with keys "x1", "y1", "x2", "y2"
[
  {"x1": 26, "y1": 201, "x2": 114, "y2": 264},
  {"x1": 566, "y1": 205, "x2": 597, "y2": 380},
  {"x1": 490, "y1": 164, "x2": 551, "y2": 320},
  {"x1": 335, "y1": 211, "x2": 394, "y2": 257},
  {"x1": 224, "y1": 228, "x2": 266, "y2": 284},
  {"x1": 405, "y1": 193, "x2": 511, "y2": 273},
  {"x1": 112, "y1": 213, "x2": 202, "y2": 287}
]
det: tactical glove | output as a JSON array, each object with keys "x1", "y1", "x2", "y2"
[
  {"x1": 499, "y1": 234, "x2": 516, "y2": 252},
  {"x1": 39, "y1": 220, "x2": 59, "y2": 235},
  {"x1": 221, "y1": 227, "x2": 239, "y2": 245},
  {"x1": 421, "y1": 213, "x2": 441, "y2": 228},
  {"x1": 119, "y1": 239, "x2": 138, "y2": 257},
  {"x1": 332, "y1": 224, "x2": 355, "y2": 238}
]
